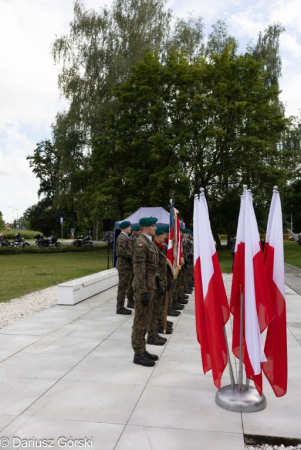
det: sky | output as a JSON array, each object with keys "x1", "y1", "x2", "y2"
[{"x1": 1, "y1": 0, "x2": 301, "y2": 224}]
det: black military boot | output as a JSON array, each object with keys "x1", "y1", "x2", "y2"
[
  {"x1": 116, "y1": 306, "x2": 132, "y2": 315},
  {"x1": 133, "y1": 353, "x2": 156, "y2": 366},
  {"x1": 155, "y1": 333, "x2": 167, "y2": 342},
  {"x1": 167, "y1": 320, "x2": 174, "y2": 327},
  {"x1": 147, "y1": 335, "x2": 166, "y2": 346},
  {"x1": 167, "y1": 308, "x2": 180, "y2": 317},
  {"x1": 185, "y1": 289, "x2": 193, "y2": 294},
  {"x1": 178, "y1": 298, "x2": 188, "y2": 304},
  {"x1": 157, "y1": 326, "x2": 172, "y2": 334},
  {"x1": 173, "y1": 302, "x2": 185, "y2": 310},
  {"x1": 182, "y1": 294, "x2": 190, "y2": 299},
  {"x1": 144, "y1": 350, "x2": 159, "y2": 361},
  {"x1": 127, "y1": 302, "x2": 135, "y2": 309}
]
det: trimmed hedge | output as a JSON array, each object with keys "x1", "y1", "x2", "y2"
[
  {"x1": 0, "y1": 244, "x2": 108, "y2": 255},
  {"x1": 0, "y1": 230, "x2": 43, "y2": 239}
]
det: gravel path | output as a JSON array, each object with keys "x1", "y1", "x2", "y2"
[{"x1": 0, "y1": 286, "x2": 57, "y2": 329}]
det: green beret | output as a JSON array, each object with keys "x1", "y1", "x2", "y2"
[
  {"x1": 131, "y1": 225, "x2": 140, "y2": 231},
  {"x1": 155, "y1": 226, "x2": 165, "y2": 235},
  {"x1": 139, "y1": 217, "x2": 158, "y2": 227},
  {"x1": 164, "y1": 225, "x2": 169, "y2": 233},
  {"x1": 119, "y1": 221, "x2": 131, "y2": 229}
]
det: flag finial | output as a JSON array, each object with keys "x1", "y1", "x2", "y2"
[
  {"x1": 273, "y1": 186, "x2": 278, "y2": 191},
  {"x1": 200, "y1": 188, "x2": 205, "y2": 196},
  {"x1": 243, "y1": 184, "x2": 248, "y2": 190}
]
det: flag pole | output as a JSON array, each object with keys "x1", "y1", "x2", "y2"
[
  {"x1": 223, "y1": 327, "x2": 235, "y2": 389},
  {"x1": 238, "y1": 285, "x2": 244, "y2": 391},
  {"x1": 163, "y1": 289, "x2": 169, "y2": 335},
  {"x1": 215, "y1": 186, "x2": 267, "y2": 413}
]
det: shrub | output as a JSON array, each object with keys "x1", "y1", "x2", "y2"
[
  {"x1": 0, "y1": 230, "x2": 43, "y2": 240},
  {"x1": 0, "y1": 244, "x2": 108, "y2": 255}
]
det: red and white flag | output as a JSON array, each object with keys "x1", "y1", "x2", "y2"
[
  {"x1": 167, "y1": 205, "x2": 183, "y2": 278},
  {"x1": 193, "y1": 192, "x2": 230, "y2": 389},
  {"x1": 262, "y1": 188, "x2": 287, "y2": 397},
  {"x1": 230, "y1": 188, "x2": 274, "y2": 395}
]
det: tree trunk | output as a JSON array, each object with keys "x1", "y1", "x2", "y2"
[{"x1": 213, "y1": 229, "x2": 222, "y2": 250}]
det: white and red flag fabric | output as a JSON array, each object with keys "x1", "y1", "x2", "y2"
[
  {"x1": 262, "y1": 188, "x2": 287, "y2": 397},
  {"x1": 193, "y1": 191, "x2": 230, "y2": 389},
  {"x1": 167, "y1": 205, "x2": 183, "y2": 278},
  {"x1": 230, "y1": 187, "x2": 274, "y2": 396}
]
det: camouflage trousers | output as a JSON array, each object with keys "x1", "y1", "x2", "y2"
[
  {"x1": 131, "y1": 289, "x2": 155, "y2": 354},
  {"x1": 148, "y1": 290, "x2": 165, "y2": 336},
  {"x1": 172, "y1": 274, "x2": 182, "y2": 305},
  {"x1": 117, "y1": 268, "x2": 133, "y2": 309},
  {"x1": 127, "y1": 270, "x2": 135, "y2": 304},
  {"x1": 168, "y1": 280, "x2": 175, "y2": 308},
  {"x1": 157, "y1": 291, "x2": 169, "y2": 329}
]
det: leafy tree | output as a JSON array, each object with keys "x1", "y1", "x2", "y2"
[
  {"x1": 50, "y1": 0, "x2": 173, "y2": 219},
  {"x1": 26, "y1": 140, "x2": 61, "y2": 206},
  {"x1": 23, "y1": 200, "x2": 77, "y2": 237},
  {"x1": 52, "y1": 0, "x2": 172, "y2": 142},
  {"x1": 0, "y1": 211, "x2": 6, "y2": 230},
  {"x1": 165, "y1": 15, "x2": 205, "y2": 60},
  {"x1": 251, "y1": 23, "x2": 285, "y2": 92},
  {"x1": 92, "y1": 43, "x2": 288, "y2": 244}
]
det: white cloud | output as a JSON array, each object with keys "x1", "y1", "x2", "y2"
[{"x1": 0, "y1": 124, "x2": 40, "y2": 222}]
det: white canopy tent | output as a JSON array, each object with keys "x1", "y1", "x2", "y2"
[
  {"x1": 113, "y1": 206, "x2": 185, "y2": 265},
  {"x1": 115, "y1": 207, "x2": 184, "y2": 229}
]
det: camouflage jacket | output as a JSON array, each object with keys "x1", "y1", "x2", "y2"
[
  {"x1": 133, "y1": 234, "x2": 159, "y2": 292},
  {"x1": 153, "y1": 240, "x2": 167, "y2": 288},
  {"x1": 182, "y1": 238, "x2": 189, "y2": 264},
  {"x1": 116, "y1": 232, "x2": 132, "y2": 270}
]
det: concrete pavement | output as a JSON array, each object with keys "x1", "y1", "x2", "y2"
[{"x1": 0, "y1": 275, "x2": 300, "y2": 449}]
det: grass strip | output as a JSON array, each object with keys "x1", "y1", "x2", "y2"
[
  {"x1": 1, "y1": 242, "x2": 300, "y2": 303},
  {"x1": 0, "y1": 249, "x2": 113, "y2": 303}
]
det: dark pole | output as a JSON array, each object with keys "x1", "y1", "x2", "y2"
[{"x1": 107, "y1": 241, "x2": 110, "y2": 270}]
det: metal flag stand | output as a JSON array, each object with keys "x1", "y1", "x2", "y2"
[{"x1": 215, "y1": 287, "x2": 267, "y2": 413}]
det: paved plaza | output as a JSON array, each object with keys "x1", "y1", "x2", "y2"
[{"x1": 0, "y1": 272, "x2": 300, "y2": 449}]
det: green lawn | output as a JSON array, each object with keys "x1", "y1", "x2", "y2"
[
  {"x1": 283, "y1": 241, "x2": 301, "y2": 269},
  {"x1": 0, "y1": 249, "x2": 113, "y2": 303},
  {"x1": 217, "y1": 247, "x2": 233, "y2": 274},
  {"x1": 1, "y1": 242, "x2": 300, "y2": 303},
  {"x1": 217, "y1": 241, "x2": 301, "y2": 274}
]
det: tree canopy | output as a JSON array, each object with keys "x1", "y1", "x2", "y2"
[{"x1": 25, "y1": 0, "x2": 301, "y2": 237}]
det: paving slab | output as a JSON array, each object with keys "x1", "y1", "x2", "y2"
[
  {"x1": 2, "y1": 416, "x2": 124, "y2": 450},
  {"x1": 115, "y1": 425, "x2": 244, "y2": 450},
  {"x1": 0, "y1": 377, "x2": 57, "y2": 415},
  {"x1": 0, "y1": 274, "x2": 299, "y2": 449}
]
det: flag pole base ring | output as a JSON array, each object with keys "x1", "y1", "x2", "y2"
[{"x1": 215, "y1": 384, "x2": 267, "y2": 413}]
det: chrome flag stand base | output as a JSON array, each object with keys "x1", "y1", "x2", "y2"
[
  {"x1": 215, "y1": 384, "x2": 266, "y2": 413},
  {"x1": 216, "y1": 288, "x2": 266, "y2": 413}
]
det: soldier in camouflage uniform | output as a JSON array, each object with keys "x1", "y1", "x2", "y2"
[
  {"x1": 116, "y1": 221, "x2": 133, "y2": 315},
  {"x1": 132, "y1": 217, "x2": 160, "y2": 367},
  {"x1": 187, "y1": 230, "x2": 194, "y2": 289},
  {"x1": 171, "y1": 229, "x2": 187, "y2": 311},
  {"x1": 147, "y1": 227, "x2": 171, "y2": 343},
  {"x1": 126, "y1": 225, "x2": 141, "y2": 308}
]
